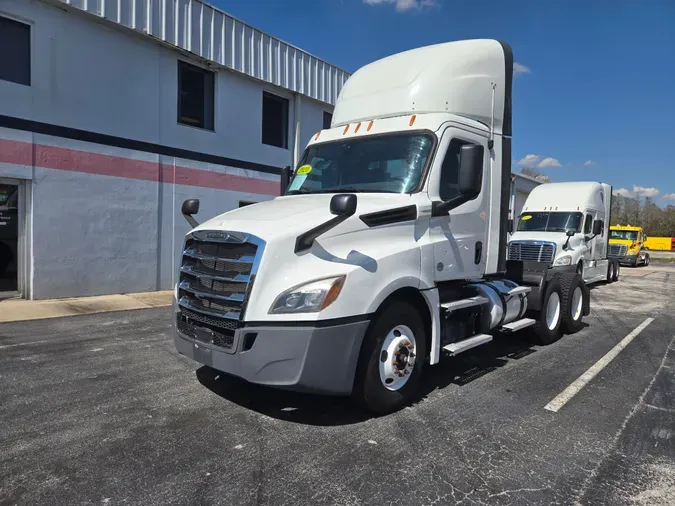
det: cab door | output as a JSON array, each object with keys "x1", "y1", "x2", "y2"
[{"x1": 427, "y1": 127, "x2": 489, "y2": 282}]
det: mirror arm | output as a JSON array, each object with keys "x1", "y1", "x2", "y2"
[
  {"x1": 182, "y1": 213, "x2": 199, "y2": 228},
  {"x1": 431, "y1": 195, "x2": 467, "y2": 217}
]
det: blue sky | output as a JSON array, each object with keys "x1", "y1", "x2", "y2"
[{"x1": 214, "y1": 0, "x2": 675, "y2": 205}]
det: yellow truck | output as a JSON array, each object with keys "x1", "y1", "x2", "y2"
[{"x1": 609, "y1": 225, "x2": 650, "y2": 267}]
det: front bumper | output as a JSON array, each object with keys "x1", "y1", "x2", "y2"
[
  {"x1": 617, "y1": 255, "x2": 638, "y2": 266},
  {"x1": 174, "y1": 316, "x2": 369, "y2": 395}
]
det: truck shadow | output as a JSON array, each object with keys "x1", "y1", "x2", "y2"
[{"x1": 195, "y1": 335, "x2": 539, "y2": 426}]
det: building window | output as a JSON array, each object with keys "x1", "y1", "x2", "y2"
[
  {"x1": 178, "y1": 60, "x2": 214, "y2": 130},
  {"x1": 0, "y1": 16, "x2": 31, "y2": 86},
  {"x1": 323, "y1": 111, "x2": 333, "y2": 129},
  {"x1": 262, "y1": 91, "x2": 289, "y2": 149}
]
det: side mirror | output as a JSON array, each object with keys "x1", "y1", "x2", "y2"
[
  {"x1": 458, "y1": 144, "x2": 484, "y2": 197},
  {"x1": 592, "y1": 219, "x2": 603, "y2": 236},
  {"x1": 181, "y1": 199, "x2": 200, "y2": 228},
  {"x1": 330, "y1": 194, "x2": 357, "y2": 216},
  {"x1": 182, "y1": 199, "x2": 199, "y2": 216},
  {"x1": 508, "y1": 219, "x2": 514, "y2": 234},
  {"x1": 280, "y1": 166, "x2": 291, "y2": 196}
]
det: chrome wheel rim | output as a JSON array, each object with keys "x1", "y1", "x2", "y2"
[
  {"x1": 546, "y1": 292, "x2": 561, "y2": 331},
  {"x1": 571, "y1": 286, "x2": 583, "y2": 321},
  {"x1": 379, "y1": 325, "x2": 417, "y2": 391}
]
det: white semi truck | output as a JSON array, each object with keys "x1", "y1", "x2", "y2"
[
  {"x1": 508, "y1": 182, "x2": 625, "y2": 285},
  {"x1": 173, "y1": 39, "x2": 591, "y2": 414}
]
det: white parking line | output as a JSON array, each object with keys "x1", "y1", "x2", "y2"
[{"x1": 544, "y1": 317, "x2": 655, "y2": 413}]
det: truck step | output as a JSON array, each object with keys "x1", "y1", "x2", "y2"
[
  {"x1": 441, "y1": 296, "x2": 489, "y2": 312},
  {"x1": 443, "y1": 334, "x2": 493, "y2": 355},
  {"x1": 507, "y1": 286, "x2": 531, "y2": 297},
  {"x1": 500, "y1": 318, "x2": 536, "y2": 332}
]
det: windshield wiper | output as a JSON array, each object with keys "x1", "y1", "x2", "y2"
[
  {"x1": 315, "y1": 187, "x2": 365, "y2": 193},
  {"x1": 285, "y1": 188, "x2": 314, "y2": 195}
]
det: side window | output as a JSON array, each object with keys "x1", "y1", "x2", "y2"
[
  {"x1": 583, "y1": 214, "x2": 593, "y2": 234},
  {"x1": 0, "y1": 16, "x2": 31, "y2": 86},
  {"x1": 439, "y1": 138, "x2": 471, "y2": 201},
  {"x1": 178, "y1": 60, "x2": 215, "y2": 130}
]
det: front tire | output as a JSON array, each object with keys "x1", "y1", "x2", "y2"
[
  {"x1": 606, "y1": 260, "x2": 615, "y2": 283},
  {"x1": 612, "y1": 260, "x2": 620, "y2": 282},
  {"x1": 529, "y1": 277, "x2": 563, "y2": 345},
  {"x1": 645, "y1": 254, "x2": 650, "y2": 267},
  {"x1": 352, "y1": 301, "x2": 427, "y2": 415},
  {"x1": 560, "y1": 273, "x2": 587, "y2": 334}
]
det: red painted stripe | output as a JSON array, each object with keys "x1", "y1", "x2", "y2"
[{"x1": 0, "y1": 138, "x2": 279, "y2": 195}]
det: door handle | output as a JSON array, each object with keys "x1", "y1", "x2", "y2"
[{"x1": 474, "y1": 241, "x2": 483, "y2": 265}]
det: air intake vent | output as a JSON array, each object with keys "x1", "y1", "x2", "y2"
[{"x1": 360, "y1": 205, "x2": 417, "y2": 227}]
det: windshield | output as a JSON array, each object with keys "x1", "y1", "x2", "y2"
[
  {"x1": 286, "y1": 132, "x2": 434, "y2": 195},
  {"x1": 517, "y1": 212, "x2": 583, "y2": 233},
  {"x1": 610, "y1": 230, "x2": 638, "y2": 241}
]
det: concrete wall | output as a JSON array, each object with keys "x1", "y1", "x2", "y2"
[{"x1": 0, "y1": 0, "x2": 333, "y2": 299}]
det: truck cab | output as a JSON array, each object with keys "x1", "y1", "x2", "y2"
[
  {"x1": 609, "y1": 225, "x2": 650, "y2": 267},
  {"x1": 508, "y1": 182, "x2": 619, "y2": 285},
  {"x1": 173, "y1": 39, "x2": 591, "y2": 414}
]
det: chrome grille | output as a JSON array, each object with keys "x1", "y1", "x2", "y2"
[
  {"x1": 508, "y1": 241, "x2": 556, "y2": 264},
  {"x1": 608, "y1": 244, "x2": 628, "y2": 257},
  {"x1": 177, "y1": 230, "x2": 264, "y2": 351}
]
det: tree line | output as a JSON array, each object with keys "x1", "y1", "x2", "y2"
[
  {"x1": 519, "y1": 168, "x2": 675, "y2": 237},
  {"x1": 610, "y1": 194, "x2": 675, "y2": 237}
]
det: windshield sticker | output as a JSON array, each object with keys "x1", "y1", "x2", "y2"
[
  {"x1": 296, "y1": 164, "x2": 312, "y2": 175},
  {"x1": 521, "y1": 215, "x2": 532, "y2": 221}
]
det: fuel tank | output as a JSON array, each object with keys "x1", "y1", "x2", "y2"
[{"x1": 468, "y1": 279, "x2": 528, "y2": 331}]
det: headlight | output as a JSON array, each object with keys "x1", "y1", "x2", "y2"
[
  {"x1": 270, "y1": 276, "x2": 346, "y2": 314},
  {"x1": 627, "y1": 251, "x2": 636, "y2": 256},
  {"x1": 554, "y1": 255, "x2": 573, "y2": 266}
]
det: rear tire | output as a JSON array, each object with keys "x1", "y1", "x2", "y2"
[
  {"x1": 529, "y1": 277, "x2": 563, "y2": 345},
  {"x1": 606, "y1": 260, "x2": 615, "y2": 283},
  {"x1": 560, "y1": 273, "x2": 586, "y2": 334},
  {"x1": 612, "y1": 260, "x2": 620, "y2": 282},
  {"x1": 352, "y1": 300, "x2": 427, "y2": 415}
]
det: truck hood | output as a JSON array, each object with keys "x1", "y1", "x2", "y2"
[{"x1": 191, "y1": 193, "x2": 419, "y2": 241}]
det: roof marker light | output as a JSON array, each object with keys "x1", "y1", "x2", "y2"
[
  {"x1": 355, "y1": 122, "x2": 362, "y2": 133},
  {"x1": 343, "y1": 125, "x2": 350, "y2": 135},
  {"x1": 367, "y1": 120, "x2": 374, "y2": 131},
  {"x1": 314, "y1": 131, "x2": 321, "y2": 140},
  {"x1": 409, "y1": 115, "x2": 417, "y2": 126}
]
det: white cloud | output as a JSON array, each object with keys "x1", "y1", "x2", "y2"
[
  {"x1": 513, "y1": 62, "x2": 531, "y2": 76},
  {"x1": 614, "y1": 188, "x2": 634, "y2": 198},
  {"x1": 633, "y1": 185, "x2": 660, "y2": 198},
  {"x1": 538, "y1": 157, "x2": 562, "y2": 168},
  {"x1": 516, "y1": 154, "x2": 541, "y2": 168},
  {"x1": 583, "y1": 160, "x2": 596, "y2": 166},
  {"x1": 663, "y1": 193, "x2": 675, "y2": 201},
  {"x1": 363, "y1": 0, "x2": 438, "y2": 12}
]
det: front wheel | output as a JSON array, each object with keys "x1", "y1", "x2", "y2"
[
  {"x1": 606, "y1": 260, "x2": 615, "y2": 283},
  {"x1": 352, "y1": 301, "x2": 427, "y2": 415},
  {"x1": 644, "y1": 254, "x2": 650, "y2": 267}
]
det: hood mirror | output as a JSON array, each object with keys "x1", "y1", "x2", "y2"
[
  {"x1": 330, "y1": 194, "x2": 357, "y2": 216},
  {"x1": 181, "y1": 199, "x2": 200, "y2": 228}
]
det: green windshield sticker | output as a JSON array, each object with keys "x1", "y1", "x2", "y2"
[
  {"x1": 521, "y1": 215, "x2": 532, "y2": 221},
  {"x1": 296, "y1": 164, "x2": 312, "y2": 175}
]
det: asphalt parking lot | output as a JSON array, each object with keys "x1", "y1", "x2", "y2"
[{"x1": 1, "y1": 266, "x2": 673, "y2": 506}]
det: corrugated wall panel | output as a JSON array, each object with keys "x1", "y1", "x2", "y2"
[{"x1": 51, "y1": 0, "x2": 349, "y2": 105}]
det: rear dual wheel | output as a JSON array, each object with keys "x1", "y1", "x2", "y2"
[{"x1": 530, "y1": 272, "x2": 587, "y2": 344}]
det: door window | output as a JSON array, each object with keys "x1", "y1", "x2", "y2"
[
  {"x1": 439, "y1": 138, "x2": 471, "y2": 201},
  {"x1": 583, "y1": 214, "x2": 593, "y2": 234}
]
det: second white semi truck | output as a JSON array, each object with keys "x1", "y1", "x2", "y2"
[
  {"x1": 173, "y1": 39, "x2": 592, "y2": 414},
  {"x1": 508, "y1": 181, "x2": 625, "y2": 285}
]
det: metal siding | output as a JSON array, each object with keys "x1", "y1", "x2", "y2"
[{"x1": 52, "y1": 0, "x2": 348, "y2": 105}]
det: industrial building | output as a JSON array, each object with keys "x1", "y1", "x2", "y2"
[{"x1": 0, "y1": 0, "x2": 539, "y2": 299}]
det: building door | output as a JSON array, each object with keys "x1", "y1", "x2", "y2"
[{"x1": 0, "y1": 180, "x2": 20, "y2": 295}]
